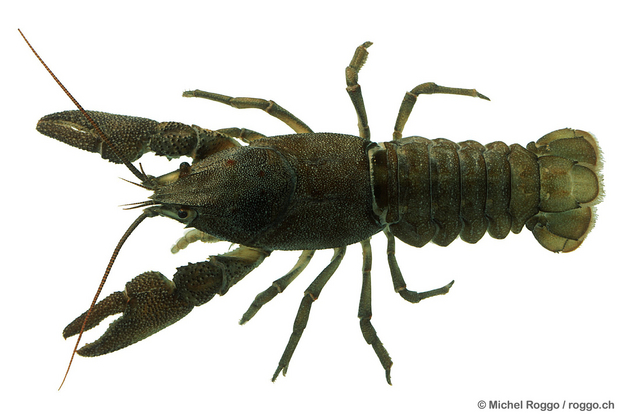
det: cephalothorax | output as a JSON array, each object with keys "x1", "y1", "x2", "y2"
[{"x1": 24, "y1": 35, "x2": 602, "y2": 385}]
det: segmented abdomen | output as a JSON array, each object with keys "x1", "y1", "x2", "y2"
[{"x1": 377, "y1": 129, "x2": 602, "y2": 252}]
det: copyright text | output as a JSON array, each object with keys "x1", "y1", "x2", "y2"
[{"x1": 477, "y1": 400, "x2": 615, "y2": 411}]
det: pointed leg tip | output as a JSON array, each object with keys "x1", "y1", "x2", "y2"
[
  {"x1": 440, "y1": 280, "x2": 456, "y2": 296},
  {"x1": 271, "y1": 366, "x2": 285, "y2": 382}
]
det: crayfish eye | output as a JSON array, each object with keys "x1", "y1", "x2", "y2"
[
  {"x1": 179, "y1": 162, "x2": 191, "y2": 178},
  {"x1": 153, "y1": 206, "x2": 196, "y2": 223}
]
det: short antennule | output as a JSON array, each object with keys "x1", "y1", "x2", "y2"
[{"x1": 18, "y1": 29, "x2": 146, "y2": 182}]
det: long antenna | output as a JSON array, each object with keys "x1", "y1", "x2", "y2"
[{"x1": 18, "y1": 29, "x2": 146, "y2": 182}]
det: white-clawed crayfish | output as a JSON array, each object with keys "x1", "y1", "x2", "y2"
[{"x1": 21, "y1": 31, "x2": 603, "y2": 386}]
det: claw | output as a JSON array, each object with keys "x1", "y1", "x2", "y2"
[
  {"x1": 63, "y1": 271, "x2": 195, "y2": 356},
  {"x1": 37, "y1": 110, "x2": 159, "y2": 164},
  {"x1": 37, "y1": 110, "x2": 235, "y2": 165},
  {"x1": 63, "y1": 246, "x2": 267, "y2": 357}
]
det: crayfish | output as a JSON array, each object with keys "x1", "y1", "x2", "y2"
[{"x1": 21, "y1": 31, "x2": 602, "y2": 386}]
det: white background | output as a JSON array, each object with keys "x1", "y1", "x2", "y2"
[{"x1": 2, "y1": 1, "x2": 618, "y2": 413}]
